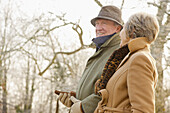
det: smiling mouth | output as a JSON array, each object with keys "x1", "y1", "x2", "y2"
[{"x1": 97, "y1": 33, "x2": 105, "y2": 36}]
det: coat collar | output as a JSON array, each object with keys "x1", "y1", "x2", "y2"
[
  {"x1": 89, "y1": 33, "x2": 121, "y2": 59},
  {"x1": 92, "y1": 33, "x2": 116, "y2": 50},
  {"x1": 101, "y1": 32, "x2": 121, "y2": 48},
  {"x1": 128, "y1": 37, "x2": 150, "y2": 53},
  {"x1": 117, "y1": 37, "x2": 150, "y2": 70}
]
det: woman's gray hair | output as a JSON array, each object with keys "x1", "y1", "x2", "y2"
[{"x1": 124, "y1": 12, "x2": 159, "y2": 43}]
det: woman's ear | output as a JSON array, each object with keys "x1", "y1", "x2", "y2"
[
  {"x1": 126, "y1": 36, "x2": 130, "y2": 40},
  {"x1": 126, "y1": 37, "x2": 131, "y2": 43}
]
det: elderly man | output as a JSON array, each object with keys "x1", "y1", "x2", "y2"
[{"x1": 58, "y1": 5, "x2": 123, "y2": 113}]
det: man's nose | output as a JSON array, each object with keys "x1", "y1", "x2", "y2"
[{"x1": 95, "y1": 24, "x2": 103, "y2": 31}]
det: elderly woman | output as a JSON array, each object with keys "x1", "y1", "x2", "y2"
[{"x1": 94, "y1": 12, "x2": 159, "y2": 113}]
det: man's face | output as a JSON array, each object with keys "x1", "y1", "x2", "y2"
[{"x1": 95, "y1": 19, "x2": 120, "y2": 37}]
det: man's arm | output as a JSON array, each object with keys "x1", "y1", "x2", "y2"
[{"x1": 81, "y1": 94, "x2": 101, "y2": 113}]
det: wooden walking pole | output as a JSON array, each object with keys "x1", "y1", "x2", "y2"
[{"x1": 55, "y1": 99, "x2": 59, "y2": 113}]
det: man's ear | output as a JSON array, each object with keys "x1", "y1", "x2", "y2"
[{"x1": 115, "y1": 25, "x2": 122, "y2": 33}]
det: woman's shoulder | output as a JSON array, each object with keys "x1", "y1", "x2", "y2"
[{"x1": 129, "y1": 50, "x2": 156, "y2": 66}]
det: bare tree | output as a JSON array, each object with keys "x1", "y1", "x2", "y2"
[
  {"x1": 18, "y1": 12, "x2": 95, "y2": 77},
  {"x1": 22, "y1": 55, "x2": 36, "y2": 113},
  {"x1": 0, "y1": 0, "x2": 169, "y2": 113},
  {"x1": 148, "y1": 0, "x2": 170, "y2": 112},
  {"x1": 11, "y1": 11, "x2": 95, "y2": 112},
  {"x1": 0, "y1": 1, "x2": 16, "y2": 112}
]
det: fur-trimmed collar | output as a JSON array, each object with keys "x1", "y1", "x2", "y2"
[{"x1": 95, "y1": 44, "x2": 129, "y2": 95}]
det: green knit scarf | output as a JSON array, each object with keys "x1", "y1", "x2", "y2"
[{"x1": 95, "y1": 44, "x2": 129, "y2": 95}]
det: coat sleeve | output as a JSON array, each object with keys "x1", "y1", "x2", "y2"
[
  {"x1": 81, "y1": 94, "x2": 101, "y2": 113},
  {"x1": 127, "y1": 54, "x2": 156, "y2": 113}
]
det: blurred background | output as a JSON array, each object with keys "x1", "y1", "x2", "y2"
[{"x1": 0, "y1": 0, "x2": 169, "y2": 113}]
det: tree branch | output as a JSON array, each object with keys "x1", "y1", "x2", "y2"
[
  {"x1": 120, "y1": 0, "x2": 125, "y2": 10},
  {"x1": 165, "y1": 88, "x2": 170, "y2": 98},
  {"x1": 94, "y1": 0, "x2": 103, "y2": 7},
  {"x1": 165, "y1": 14, "x2": 170, "y2": 26},
  {"x1": 20, "y1": 13, "x2": 95, "y2": 76},
  {"x1": 72, "y1": 22, "x2": 84, "y2": 46},
  {"x1": 38, "y1": 46, "x2": 84, "y2": 76},
  {"x1": 20, "y1": 48, "x2": 41, "y2": 73},
  {"x1": 148, "y1": 2, "x2": 170, "y2": 16}
]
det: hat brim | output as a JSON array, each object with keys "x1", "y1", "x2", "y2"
[{"x1": 91, "y1": 16, "x2": 123, "y2": 28}]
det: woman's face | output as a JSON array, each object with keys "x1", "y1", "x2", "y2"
[{"x1": 119, "y1": 27, "x2": 130, "y2": 47}]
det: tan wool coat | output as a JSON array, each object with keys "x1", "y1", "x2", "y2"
[{"x1": 94, "y1": 37, "x2": 158, "y2": 113}]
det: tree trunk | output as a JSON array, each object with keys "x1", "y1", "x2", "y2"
[
  {"x1": 151, "y1": 0, "x2": 169, "y2": 112},
  {"x1": 2, "y1": 63, "x2": 7, "y2": 113},
  {"x1": 49, "y1": 78, "x2": 53, "y2": 113},
  {"x1": 24, "y1": 56, "x2": 31, "y2": 113},
  {"x1": 151, "y1": 36, "x2": 165, "y2": 112},
  {"x1": 29, "y1": 65, "x2": 36, "y2": 113}
]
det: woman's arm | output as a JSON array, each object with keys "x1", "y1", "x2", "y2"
[{"x1": 127, "y1": 53, "x2": 156, "y2": 113}]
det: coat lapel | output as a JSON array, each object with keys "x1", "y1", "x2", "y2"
[
  {"x1": 116, "y1": 37, "x2": 149, "y2": 70},
  {"x1": 116, "y1": 53, "x2": 130, "y2": 70}
]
